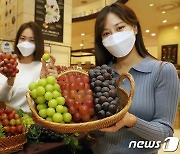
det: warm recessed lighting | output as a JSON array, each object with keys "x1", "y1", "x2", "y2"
[
  {"x1": 174, "y1": 26, "x2": 179, "y2": 29},
  {"x1": 162, "y1": 20, "x2": 167, "y2": 23},
  {"x1": 151, "y1": 33, "x2": 156, "y2": 36},
  {"x1": 81, "y1": 33, "x2": 85, "y2": 36},
  {"x1": 149, "y1": 3, "x2": 154, "y2": 7},
  {"x1": 146, "y1": 30, "x2": 150, "y2": 33},
  {"x1": 161, "y1": 11, "x2": 166, "y2": 14},
  {"x1": 80, "y1": 43, "x2": 84, "y2": 47}
]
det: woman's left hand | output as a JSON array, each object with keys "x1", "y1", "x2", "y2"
[
  {"x1": 40, "y1": 55, "x2": 58, "y2": 78},
  {"x1": 99, "y1": 112, "x2": 137, "y2": 132}
]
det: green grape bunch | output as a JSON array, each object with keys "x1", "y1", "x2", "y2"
[{"x1": 21, "y1": 113, "x2": 35, "y2": 128}]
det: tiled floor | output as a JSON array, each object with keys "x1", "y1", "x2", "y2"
[{"x1": 158, "y1": 129, "x2": 180, "y2": 154}]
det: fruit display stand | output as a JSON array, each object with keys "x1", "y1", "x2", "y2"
[
  {"x1": 26, "y1": 71, "x2": 135, "y2": 133},
  {"x1": 0, "y1": 131, "x2": 28, "y2": 154}
]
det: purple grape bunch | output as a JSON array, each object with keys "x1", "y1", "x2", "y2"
[{"x1": 89, "y1": 64, "x2": 120, "y2": 119}]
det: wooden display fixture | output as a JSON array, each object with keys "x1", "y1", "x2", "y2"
[{"x1": 161, "y1": 44, "x2": 178, "y2": 64}]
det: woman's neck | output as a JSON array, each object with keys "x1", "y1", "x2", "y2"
[
  {"x1": 114, "y1": 47, "x2": 143, "y2": 74},
  {"x1": 19, "y1": 55, "x2": 34, "y2": 64}
]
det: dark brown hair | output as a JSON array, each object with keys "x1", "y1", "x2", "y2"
[
  {"x1": 95, "y1": 3, "x2": 151, "y2": 66},
  {"x1": 14, "y1": 21, "x2": 44, "y2": 61}
]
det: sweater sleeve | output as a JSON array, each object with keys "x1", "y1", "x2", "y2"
[
  {"x1": 128, "y1": 62, "x2": 180, "y2": 142},
  {"x1": 0, "y1": 74, "x2": 13, "y2": 101}
]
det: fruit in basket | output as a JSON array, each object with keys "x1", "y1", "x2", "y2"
[
  {"x1": 38, "y1": 78, "x2": 47, "y2": 86},
  {"x1": 9, "y1": 119, "x2": 16, "y2": 126},
  {"x1": 46, "y1": 108, "x2": 55, "y2": 117},
  {"x1": 46, "y1": 76, "x2": 56, "y2": 84},
  {"x1": 37, "y1": 103, "x2": 47, "y2": 110},
  {"x1": 39, "y1": 109, "x2": 48, "y2": 118},
  {"x1": 56, "y1": 96, "x2": 65, "y2": 105},
  {"x1": 89, "y1": 65, "x2": 120, "y2": 119},
  {"x1": 0, "y1": 108, "x2": 25, "y2": 136},
  {"x1": 28, "y1": 82, "x2": 38, "y2": 91},
  {"x1": 0, "y1": 53, "x2": 19, "y2": 77},
  {"x1": 63, "y1": 113, "x2": 72, "y2": 122},
  {"x1": 29, "y1": 76, "x2": 72, "y2": 123},
  {"x1": 21, "y1": 113, "x2": 34, "y2": 128},
  {"x1": 53, "y1": 113, "x2": 63, "y2": 123},
  {"x1": 57, "y1": 73, "x2": 95, "y2": 122}
]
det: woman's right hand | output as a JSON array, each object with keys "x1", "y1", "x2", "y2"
[
  {"x1": 40, "y1": 55, "x2": 58, "y2": 79},
  {"x1": 0, "y1": 61, "x2": 15, "y2": 86}
]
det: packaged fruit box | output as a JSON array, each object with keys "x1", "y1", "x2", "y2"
[{"x1": 26, "y1": 66, "x2": 135, "y2": 133}]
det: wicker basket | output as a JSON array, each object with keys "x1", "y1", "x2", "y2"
[
  {"x1": 26, "y1": 70, "x2": 135, "y2": 133},
  {"x1": 0, "y1": 131, "x2": 28, "y2": 154}
]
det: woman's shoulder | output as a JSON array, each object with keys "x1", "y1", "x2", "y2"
[
  {"x1": 159, "y1": 61, "x2": 177, "y2": 75},
  {"x1": 135, "y1": 57, "x2": 177, "y2": 76},
  {"x1": 145, "y1": 56, "x2": 176, "y2": 71}
]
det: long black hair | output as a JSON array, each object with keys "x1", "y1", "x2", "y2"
[{"x1": 95, "y1": 2, "x2": 151, "y2": 66}]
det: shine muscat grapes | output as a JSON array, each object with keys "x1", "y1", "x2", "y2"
[
  {"x1": 0, "y1": 53, "x2": 19, "y2": 77},
  {"x1": 29, "y1": 76, "x2": 72, "y2": 123},
  {"x1": 57, "y1": 73, "x2": 95, "y2": 122},
  {"x1": 89, "y1": 64, "x2": 121, "y2": 119},
  {"x1": 21, "y1": 113, "x2": 35, "y2": 128}
]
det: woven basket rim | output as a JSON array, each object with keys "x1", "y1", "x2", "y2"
[
  {"x1": 0, "y1": 130, "x2": 28, "y2": 140},
  {"x1": 26, "y1": 91, "x2": 132, "y2": 133},
  {"x1": 0, "y1": 131, "x2": 28, "y2": 152},
  {"x1": 58, "y1": 67, "x2": 88, "y2": 77},
  {"x1": 26, "y1": 90, "x2": 131, "y2": 125}
]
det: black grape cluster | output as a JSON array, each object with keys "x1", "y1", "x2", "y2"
[
  {"x1": 89, "y1": 65, "x2": 120, "y2": 119},
  {"x1": 27, "y1": 124, "x2": 63, "y2": 142}
]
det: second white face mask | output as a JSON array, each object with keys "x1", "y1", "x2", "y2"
[
  {"x1": 102, "y1": 29, "x2": 136, "y2": 58},
  {"x1": 17, "y1": 41, "x2": 35, "y2": 57}
]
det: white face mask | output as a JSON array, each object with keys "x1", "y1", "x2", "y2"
[
  {"x1": 17, "y1": 41, "x2": 35, "y2": 57},
  {"x1": 102, "y1": 29, "x2": 136, "y2": 58}
]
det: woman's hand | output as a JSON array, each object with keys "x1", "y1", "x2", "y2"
[
  {"x1": 99, "y1": 112, "x2": 137, "y2": 132},
  {"x1": 0, "y1": 61, "x2": 15, "y2": 86},
  {"x1": 40, "y1": 55, "x2": 58, "y2": 79}
]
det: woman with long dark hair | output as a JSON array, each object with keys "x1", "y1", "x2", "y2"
[
  {"x1": 92, "y1": 3, "x2": 179, "y2": 154},
  {"x1": 0, "y1": 21, "x2": 57, "y2": 112}
]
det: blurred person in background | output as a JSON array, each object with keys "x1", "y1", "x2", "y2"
[{"x1": 0, "y1": 21, "x2": 58, "y2": 112}]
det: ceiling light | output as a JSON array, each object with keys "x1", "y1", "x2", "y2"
[
  {"x1": 162, "y1": 20, "x2": 167, "y2": 23},
  {"x1": 81, "y1": 33, "x2": 85, "y2": 36},
  {"x1": 80, "y1": 43, "x2": 84, "y2": 47},
  {"x1": 158, "y1": 3, "x2": 179, "y2": 11},
  {"x1": 174, "y1": 26, "x2": 179, "y2": 30},
  {"x1": 149, "y1": 3, "x2": 154, "y2": 7},
  {"x1": 146, "y1": 30, "x2": 150, "y2": 33},
  {"x1": 151, "y1": 33, "x2": 156, "y2": 36},
  {"x1": 161, "y1": 11, "x2": 166, "y2": 14}
]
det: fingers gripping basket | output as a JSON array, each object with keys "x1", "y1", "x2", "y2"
[
  {"x1": 26, "y1": 69, "x2": 135, "y2": 133},
  {"x1": 0, "y1": 131, "x2": 28, "y2": 154}
]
